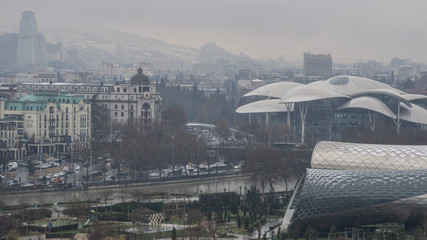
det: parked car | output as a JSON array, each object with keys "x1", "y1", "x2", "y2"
[
  {"x1": 8, "y1": 179, "x2": 19, "y2": 188},
  {"x1": 105, "y1": 175, "x2": 115, "y2": 182},
  {"x1": 18, "y1": 162, "x2": 28, "y2": 167},
  {"x1": 41, "y1": 163, "x2": 49, "y2": 169},
  {"x1": 51, "y1": 178, "x2": 63, "y2": 184},
  {"x1": 7, "y1": 162, "x2": 18, "y2": 171},
  {"x1": 38, "y1": 176, "x2": 47, "y2": 181},
  {"x1": 21, "y1": 183, "x2": 34, "y2": 189}
]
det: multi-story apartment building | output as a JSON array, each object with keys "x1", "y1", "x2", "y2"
[
  {"x1": 0, "y1": 91, "x2": 91, "y2": 154},
  {"x1": 100, "y1": 62, "x2": 155, "y2": 80},
  {"x1": 303, "y1": 53, "x2": 332, "y2": 79},
  {"x1": 0, "y1": 121, "x2": 24, "y2": 161},
  {"x1": 31, "y1": 71, "x2": 57, "y2": 83},
  {"x1": 64, "y1": 71, "x2": 94, "y2": 83}
]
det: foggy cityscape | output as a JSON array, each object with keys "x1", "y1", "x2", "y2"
[{"x1": 1, "y1": 1, "x2": 427, "y2": 240}]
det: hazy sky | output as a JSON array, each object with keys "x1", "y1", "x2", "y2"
[{"x1": 1, "y1": 0, "x2": 427, "y2": 64}]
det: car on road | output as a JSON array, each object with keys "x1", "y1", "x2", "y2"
[
  {"x1": 18, "y1": 162, "x2": 28, "y2": 167},
  {"x1": 105, "y1": 175, "x2": 115, "y2": 182},
  {"x1": 21, "y1": 183, "x2": 34, "y2": 189},
  {"x1": 41, "y1": 163, "x2": 49, "y2": 169},
  {"x1": 38, "y1": 175, "x2": 47, "y2": 181},
  {"x1": 7, "y1": 162, "x2": 18, "y2": 171},
  {"x1": 8, "y1": 179, "x2": 19, "y2": 188},
  {"x1": 51, "y1": 178, "x2": 63, "y2": 184}
]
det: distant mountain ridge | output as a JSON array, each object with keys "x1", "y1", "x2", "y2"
[
  {"x1": 43, "y1": 27, "x2": 201, "y2": 68},
  {"x1": 41, "y1": 27, "x2": 251, "y2": 69}
]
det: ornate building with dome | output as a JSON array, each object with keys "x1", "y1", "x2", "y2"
[{"x1": 96, "y1": 68, "x2": 162, "y2": 124}]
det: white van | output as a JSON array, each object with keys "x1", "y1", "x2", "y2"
[{"x1": 7, "y1": 162, "x2": 18, "y2": 171}]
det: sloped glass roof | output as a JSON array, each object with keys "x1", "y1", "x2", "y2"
[
  {"x1": 292, "y1": 168, "x2": 427, "y2": 221},
  {"x1": 311, "y1": 141, "x2": 427, "y2": 171}
]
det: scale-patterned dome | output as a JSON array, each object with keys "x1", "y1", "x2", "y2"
[{"x1": 130, "y1": 68, "x2": 150, "y2": 85}]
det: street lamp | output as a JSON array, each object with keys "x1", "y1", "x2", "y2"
[
  {"x1": 172, "y1": 133, "x2": 175, "y2": 177},
  {"x1": 114, "y1": 131, "x2": 122, "y2": 181}
]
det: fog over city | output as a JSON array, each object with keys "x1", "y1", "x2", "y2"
[{"x1": 1, "y1": 0, "x2": 427, "y2": 64}]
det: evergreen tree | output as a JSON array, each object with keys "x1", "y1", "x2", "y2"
[
  {"x1": 244, "y1": 217, "x2": 249, "y2": 229},
  {"x1": 172, "y1": 227, "x2": 177, "y2": 240}
]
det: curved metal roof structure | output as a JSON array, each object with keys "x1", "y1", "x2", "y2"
[
  {"x1": 280, "y1": 85, "x2": 350, "y2": 103},
  {"x1": 311, "y1": 141, "x2": 427, "y2": 170},
  {"x1": 337, "y1": 96, "x2": 396, "y2": 119},
  {"x1": 292, "y1": 168, "x2": 427, "y2": 222},
  {"x1": 236, "y1": 99, "x2": 293, "y2": 113},
  {"x1": 243, "y1": 82, "x2": 303, "y2": 98},
  {"x1": 351, "y1": 88, "x2": 412, "y2": 107},
  {"x1": 281, "y1": 141, "x2": 427, "y2": 231},
  {"x1": 308, "y1": 75, "x2": 399, "y2": 96},
  {"x1": 237, "y1": 75, "x2": 427, "y2": 142},
  {"x1": 400, "y1": 102, "x2": 427, "y2": 125},
  {"x1": 402, "y1": 93, "x2": 427, "y2": 102}
]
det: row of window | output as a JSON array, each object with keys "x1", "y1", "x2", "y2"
[
  {"x1": 114, "y1": 104, "x2": 135, "y2": 110},
  {"x1": 113, "y1": 111, "x2": 151, "y2": 118},
  {"x1": 116, "y1": 86, "x2": 150, "y2": 93},
  {"x1": 0, "y1": 139, "x2": 16, "y2": 148},
  {"x1": 19, "y1": 84, "x2": 153, "y2": 93},
  {"x1": 20, "y1": 85, "x2": 101, "y2": 91},
  {"x1": 0, "y1": 125, "x2": 15, "y2": 131},
  {"x1": 102, "y1": 95, "x2": 137, "y2": 100},
  {"x1": 0, "y1": 132, "x2": 14, "y2": 137}
]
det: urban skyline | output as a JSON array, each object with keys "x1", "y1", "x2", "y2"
[{"x1": 1, "y1": 0, "x2": 427, "y2": 65}]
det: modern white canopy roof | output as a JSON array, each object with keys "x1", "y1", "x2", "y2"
[
  {"x1": 351, "y1": 88, "x2": 412, "y2": 107},
  {"x1": 236, "y1": 75, "x2": 427, "y2": 141},
  {"x1": 308, "y1": 75, "x2": 398, "y2": 96},
  {"x1": 402, "y1": 93, "x2": 427, "y2": 102},
  {"x1": 236, "y1": 99, "x2": 293, "y2": 113},
  {"x1": 400, "y1": 102, "x2": 427, "y2": 125},
  {"x1": 337, "y1": 96, "x2": 396, "y2": 119},
  {"x1": 280, "y1": 85, "x2": 350, "y2": 103},
  {"x1": 243, "y1": 81, "x2": 303, "y2": 98}
]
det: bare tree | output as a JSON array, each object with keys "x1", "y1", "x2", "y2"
[
  {"x1": 100, "y1": 190, "x2": 112, "y2": 212},
  {"x1": 129, "y1": 188, "x2": 145, "y2": 204},
  {"x1": 186, "y1": 208, "x2": 205, "y2": 227},
  {"x1": 243, "y1": 147, "x2": 288, "y2": 196}
]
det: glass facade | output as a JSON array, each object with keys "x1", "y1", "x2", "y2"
[
  {"x1": 312, "y1": 141, "x2": 427, "y2": 170},
  {"x1": 282, "y1": 141, "x2": 427, "y2": 230},
  {"x1": 292, "y1": 168, "x2": 427, "y2": 222}
]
